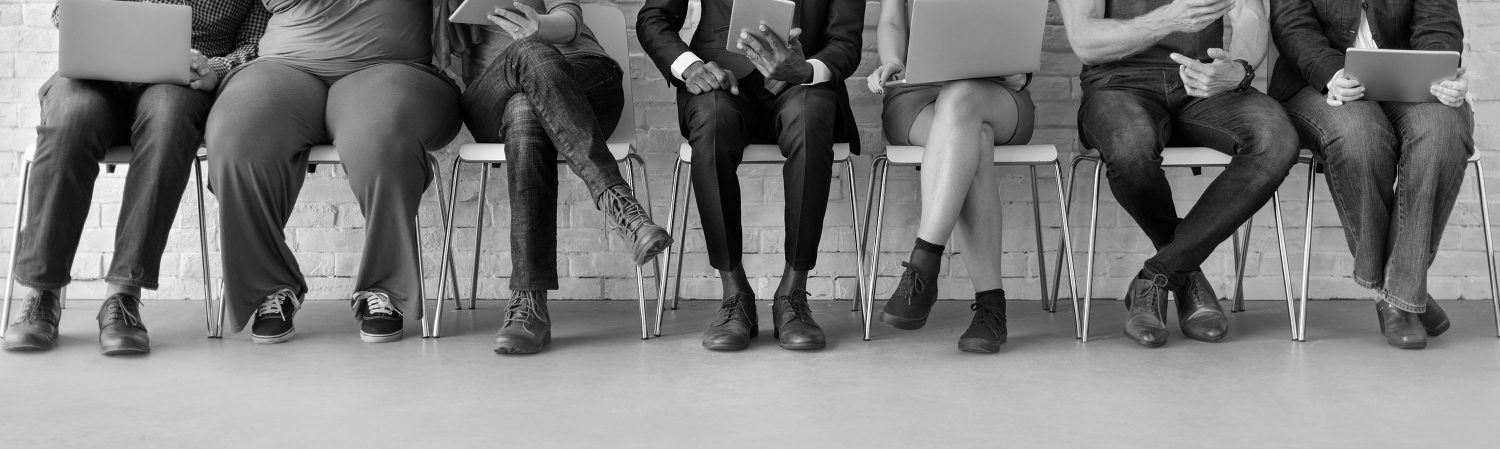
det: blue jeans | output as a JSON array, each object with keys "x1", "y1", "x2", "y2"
[
  {"x1": 1282, "y1": 86, "x2": 1475, "y2": 313},
  {"x1": 14, "y1": 74, "x2": 212, "y2": 290},
  {"x1": 460, "y1": 37, "x2": 626, "y2": 291},
  {"x1": 1079, "y1": 69, "x2": 1300, "y2": 288}
]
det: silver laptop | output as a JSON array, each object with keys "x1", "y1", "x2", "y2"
[
  {"x1": 58, "y1": 0, "x2": 192, "y2": 85},
  {"x1": 899, "y1": 0, "x2": 1047, "y2": 85},
  {"x1": 1345, "y1": 48, "x2": 1461, "y2": 103}
]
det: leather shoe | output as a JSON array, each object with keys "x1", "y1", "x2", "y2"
[
  {"x1": 1418, "y1": 295, "x2": 1450, "y2": 337},
  {"x1": 97, "y1": 293, "x2": 149, "y2": 355},
  {"x1": 773, "y1": 289, "x2": 825, "y2": 350},
  {"x1": 1123, "y1": 273, "x2": 1171, "y2": 348},
  {"x1": 3, "y1": 290, "x2": 61, "y2": 351},
  {"x1": 702, "y1": 293, "x2": 757, "y2": 351},
  {"x1": 1376, "y1": 300, "x2": 1426, "y2": 349},
  {"x1": 1174, "y1": 270, "x2": 1228, "y2": 342},
  {"x1": 494, "y1": 291, "x2": 551, "y2": 354}
]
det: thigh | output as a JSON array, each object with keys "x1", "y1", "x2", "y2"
[
  {"x1": 569, "y1": 55, "x2": 625, "y2": 135},
  {"x1": 206, "y1": 61, "x2": 330, "y2": 157},
  {"x1": 1281, "y1": 86, "x2": 1395, "y2": 160},
  {"x1": 327, "y1": 64, "x2": 463, "y2": 152},
  {"x1": 133, "y1": 83, "x2": 215, "y2": 135},
  {"x1": 678, "y1": 87, "x2": 755, "y2": 147},
  {"x1": 37, "y1": 74, "x2": 132, "y2": 144},
  {"x1": 1173, "y1": 89, "x2": 1294, "y2": 156},
  {"x1": 1381, "y1": 101, "x2": 1475, "y2": 158},
  {"x1": 1079, "y1": 83, "x2": 1171, "y2": 162},
  {"x1": 769, "y1": 83, "x2": 838, "y2": 144}
]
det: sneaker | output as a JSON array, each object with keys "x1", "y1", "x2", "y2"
[
  {"x1": 97, "y1": 293, "x2": 150, "y2": 355},
  {"x1": 879, "y1": 262, "x2": 938, "y2": 330},
  {"x1": 2, "y1": 290, "x2": 62, "y2": 351},
  {"x1": 958, "y1": 294, "x2": 1007, "y2": 353},
  {"x1": 597, "y1": 185, "x2": 673, "y2": 266},
  {"x1": 352, "y1": 291, "x2": 403, "y2": 343},
  {"x1": 251, "y1": 289, "x2": 301, "y2": 344},
  {"x1": 494, "y1": 291, "x2": 550, "y2": 354}
]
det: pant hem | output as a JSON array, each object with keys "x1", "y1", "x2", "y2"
[
  {"x1": 103, "y1": 276, "x2": 159, "y2": 290},
  {"x1": 1377, "y1": 289, "x2": 1427, "y2": 314},
  {"x1": 10, "y1": 273, "x2": 69, "y2": 291}
]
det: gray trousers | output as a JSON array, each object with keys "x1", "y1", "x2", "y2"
[{"x1": 205, "y1": 60, "x2": 461, "y2": 332}]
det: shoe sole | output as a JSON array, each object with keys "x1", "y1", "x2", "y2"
[
  {"x1": 100, "y1": 346, "x2": 150, "y2": 356},
  {"x1": 2, "y1": 342, "x2": 53, "y2": 351},
  {"x1": 772, "y1": 327, "x2": 825, "y2": 350},
  {"x1": 957, "y1": 338, "x2": 1003, "y2": 353},
  {"x1": 1124, "y1": 330, "x2": 1168, "y2": 348},
  {"x1": 633, "y1": 233, "x2": 674, "y2": 266},
  {"x1": 1389, "y1": 340, "x2": 1428, "y2": 349},
  {"x1": 702, "y1": 340, "x2": 751, "y2": 351},
  {"x1": 1426, "y1": 319, "x2": 1451, "y2": 337},
  {"x1": 878, "y1": 312, "x2": 928, "y2": 330},
  {"x1": 495, "y1": 333, "x2": 550, "y2": 354},
  {"x1": 360, "y1": 330, "x2": 403, "y2": 343},
  {"x1": 252, "y1": 329, "x2": 295, "y2": 344}
]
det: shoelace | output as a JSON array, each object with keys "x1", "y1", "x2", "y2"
[
  {"x1": 1139, "y1": 274, "x2": 1169, "y2": 311},
  {"x1": 894, "y1": 262, "x2": 928, "y2": 305},
  {"x1": 15, "y1": 294, "x2": 51, "y2": 325},
  {"x1": 352, "y1": 291, "x2": 399, "y2": 318},
  {"x1": 969, "y1": 301, "x2": 1005, "y2": 335},
  {"x1": 101, "y1": 296, "x2": 142, "y2": 327},
  {"x1": 503, "y1": 292, "x2": 547, "y2": 334},
  {"x1": 713, "y1": 294, "x2": 752, "y2": 327},
  {"x1": 599, "y1": 188, "x2": 649, "y2": 238},
  {"x1": 778, "y1": 289, "x2": 813, "y2": 324},
  {"x1": 256, "y1": 289, "x2": 298, "y2": 321}
]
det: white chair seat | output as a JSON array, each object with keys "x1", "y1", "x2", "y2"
[
  {"x1": 307, "y1": 144, "x2": 339, "y2": 164},
  {"x1": 1300, "y1": 148, "x2": 1481, "y2": 164},
  {"x1": 1081, "y1": 147, "x2": 1232, "y2": 167},
  {"x1": 457, "y1": 141, "x2": 633, "y2": 163},
  {"x1": 25, "y1": 145, "x2": 202, "y2": 164},
  {"x1": 884, "y1": 144, "x2": 1058, "y2": 165},
  {"x1": 677, "y1": 143, "x2": 852, "y2": 163}
]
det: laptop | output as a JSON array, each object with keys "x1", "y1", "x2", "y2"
[
  {"x1": 897, "y1": 0, "x2": 1047, "y2": 85},
  {"x1": 58, "y1": 0, "x2": 192, "y2": 85},
  {"x1": 1345, "y1": 48, "x2": 1461, "y2": 103}
]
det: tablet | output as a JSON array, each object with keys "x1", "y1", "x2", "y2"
[
  {"x1": 449, "y1": 0, "x2": 547, "y2": 25},
  {"x1": 1345, "y1": 49, "x2": 1460, "y2": 103},
  {"x1": 726, "y1": 0, "x2": 796, "y2": 54}
]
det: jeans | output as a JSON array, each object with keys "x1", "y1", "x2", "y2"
[
  {"x1": 677, "y1": 71, "x2": 839, "y2": 272},
  {"x1": 1282, "y1": 86, "x2": 1474, "y2": 313},
  {"x1": 14, "y1": 74, "x2": 212, "y2": 290},
  {"x1": 1078, "y1": 68, "x2": 1300, "y2": 288},
  {"x1": 460, "y1": 37, "x2": 627, "y2": 291}
]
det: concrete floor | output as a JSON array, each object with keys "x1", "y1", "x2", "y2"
[{"x1": 1, "y1": 298, "x2": 1497, "y2": 448}]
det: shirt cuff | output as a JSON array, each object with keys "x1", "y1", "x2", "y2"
[
  {"x1": 802, "y1": 59, "x2": 830, "y2": 85},
  {"x1": 670, "y1": 52, "x2": 703, "y2": 82},
  {"x1": 206, "y1": 57, "x2": 232, "y2": 80}
]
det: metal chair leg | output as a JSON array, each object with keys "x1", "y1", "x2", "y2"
[
  {"x1": 1029, "y1": 165, "x2": 1050, "y2": 311},
  {"x1": 468, "y1": 164, "x2": 491, "y2": 310},
  {"x1": 430, "y1": 156, "x2": 462, "y2": 308},
  {"x1": 670, "y1": 178, "x2": 693, "y2": 310},
  {"x1": 1473, "y1": 160, "x2": 1500, "y2": 337},
  {"x1": 1081, "y1": 160, "x2": 1103, "y2": 342},
  {"x1": 1234, "y1": 218, "x2": 1253, "y2": 312},
  {"x1": 433, "y1": 160, "x2": 465, "y2": 338},
  {"x1": 1271, "y1": 192, "x2": 1298, "y2": 340},
  {"x1": 2, "y1": 161, "x2": 32, "y2": 337},
  {"x1": 862, "y1": 157, "x2": 890, "y2": 341},
  {"x1": 194, "y1": 159, "x2": 216, "y2": 338},
  {"x1": 655, "y1": 160, "x2": 687, "y2": 336},
  {"x1": 1052, "y1": 160, "x2": 1082, "y2": 336},
  {"x1": 413, "y1": 212, "x2": 428, "y2": 336},
  {"x1": 627, "y1": 153, "x2": 663, "y2": 300},
  {"x1": 624, "y1": 156, "x2": 649, "y2": 340},
  {"x1": 1297, "y1": 160, "x2": 1317, "y2": 341},
  {"x1": 846, "y1": 160, "x2": 865, "y2": 312}
]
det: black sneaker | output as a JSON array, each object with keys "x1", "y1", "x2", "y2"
[
  {"x1": 958, "y1": 294, "x2": 1007, "y2": 353},
  {"x1": 2, "y1": 290, "x2": 62, "y2": 351},
  {"x1": 97, "y1": 293, "x2": 150, "y2": 355},
  {"x1": 251, "y1": 289, "x2": 301, "y2": 344},
  {"x1": 353, "y1": 291, "x2": 403, "y2": 343},
  {"x1": 879, "y1": 262, "x2": 938, "y2": 330}
]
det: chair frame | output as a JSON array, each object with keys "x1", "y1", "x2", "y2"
[
  {"x1": 1064, "y1": 148, "x2": 1300, "y2": 342},
  {"x1": 860, "y1": 144, "x2": 1081, "y2": 341},
  {"x1": 1295, "y1": 150, "x2": 1500, "y2": 341}
]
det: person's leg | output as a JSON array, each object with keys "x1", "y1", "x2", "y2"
[
  {"x1": 491, "y1": 94, "x2": 560, "y2": 353},
  {"x1": 327, "y1": 64, "x2": 461, "y2": 326},
  {"x1": 206, "y1": 61, "x2": 329, "y2": 335},
  {"x1": 763, "y1": 82, "x2": 839, "y2": 350},
  {"x1": 1377, "y1": 101, "x2": 1474, "y2": 314}
]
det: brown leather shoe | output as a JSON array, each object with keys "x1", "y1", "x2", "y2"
[
  {"x1": 702, "y1": 293, "x2": 757, "y2": 351},
  {"x1": 494, "y1": 291, "x2": 551, "y2": 354},
  {"x1": 97, "y1": 293, "x2": 149, "y2": 355},
  {"x1": 1376, "y1": 300, "x2": 1427, "y2": 349},
  {"x1": 1174, "y1": 270, "x2": 1228, "y2": 342},
  {"x1": 773, "y1": 289, "x2": 825, "y2": 350},
  {"x1": 3, "y1": 290, "x2": 61, "y2": 351}
]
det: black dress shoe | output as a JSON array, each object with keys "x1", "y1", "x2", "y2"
[
  {"x1": 1376, "y1": 300, "x2": 1427, "y2": 349},
  {"x1": 251, "y1": 289, "x2": 301, "y2": 344},
  {"x1": 3, "y1": 290, "x2": 62, "y2": 351},
  {"x1": 958, "y1": 294, "x2": 1007, "y2": 353},
  {"x1": 352, "y1": 291, "x2": 403, "y2": 343},
  {"x1": 97, "y1": 293, "x2": 149, "y2": 355},
  {"x1": 1123, "y1": 273, "x2": 1171, "y2": 348},
  {"x1": 1174, "y1": 270, "x2": 1228, "y2": 342},
  {"x1": 879, "y1": 262, "x2": 939, "y2": 330},
  {"x1": 1418, "y1": 295, "x2": 1450, "y2": 337},
  {"x1": 702, "y1": 293, "x2": 757, "y2": 351},
  {"x1": 494, "y1": 291, "x2": 551, "y2": 354},
  {"x1": 773, "y1": 289, "x2": 825, "y2": 350}
]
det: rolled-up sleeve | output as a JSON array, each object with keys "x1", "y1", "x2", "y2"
[{"x1": 206, "y1": 3, "x2": 271, "y2": 78}]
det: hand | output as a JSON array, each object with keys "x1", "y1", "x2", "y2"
[
  {"x1": 737, "y1": 26, "x2": 812, "y2": 84},
  {"x1": 1430, "y1": 67, "x2": 1468, "y2": 108},
  {"x1": 1159, "y1": 0, "x2": 1234, "y2": 34},
  {"x1": 1169, "y1": 48, "x2": 1244, "y2": 98},
  {"x1": 682, "y1": 61, "x2": 739, "y2": 95},
  {"x1": 866, "y1": 62, "x2": 905, "y2": 94},
  {"x1": 997, "y1": 74, "x2": 1028, "y2": 91},
  {"x1": 488, "y1": 3, "x2": 542, "y2": 40},
  {"x1": 1324, "y1": 68, "x2": 1364, "y2": 106},
  {"x1": 188, "y1": 50, "x2": 219, "y2": 92}
]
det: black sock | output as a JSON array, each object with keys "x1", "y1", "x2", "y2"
[
  {"x1": 775, "y1": 266, "x2": 808, "y2": 298},
  {"x1": 908, "y1": 238, "x2": 944, "y2": 277},
  {"x1": 720, "y1": 266, "x2": 753, "y2": 299},
  {"x1": 914, "y1": 238, "x2": 945, "y2": 255},
  {"x1": 976, "y1": 289, "x2": 1005, "y2": 301}
]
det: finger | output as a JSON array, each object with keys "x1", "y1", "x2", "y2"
[
  {"x1": 1206, "y1": 48, "x2": 1232, "y2": 62},
  {"x1": 742, "y1": 31, "x2": 771, "y2": 59},
  {"x1": 1455, "y1": 67, "x2": 1467, "y2": 79},
  {"x1": 1326, "y1": 95, "x2": 1343, "y2": 106},
  {"x1": 1169, "y1": 53, "x2": 1208, "y2": 73},
  {"x1": 1333, "y1": 90, "x2": 1363, "y2": 102},
  {"x1": 758, "y1": 25, "x2": 786, "y2": 52},
  {"x1": 513, "y1": 3, "x2": 540, "y2": 20},
  {"x1": 495, "y1": 8, "x2": 527, "y2": 24},
  {"x1": 1331, "y1": 76, "x2": 1361, "y2": 89},
  {"x1": 724, "y1": 71, "x2": 739, "y2": 95},
  {"x1": 787, "y1": 28, "x2": 803, "y2": 51},
  {"x1": 1180, "y1": 66, "x2": 1213, "y2": 86},
  {"x1": 1430, "y1": 85, "x2": 1461, "y2": 100}
]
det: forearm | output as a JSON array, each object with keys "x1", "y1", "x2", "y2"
[
  {"x1": 1227, "y1": 0, "x2": 1267, "y2": 68},
  {"x1": 875, "y1": 0, "x2": 907, "y2": 65},
  {"x1": 535, "y1": 10, "x2": 579, "y2": 45}
]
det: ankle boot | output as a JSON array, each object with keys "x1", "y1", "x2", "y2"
[
  {"x1": 597, "y1": 185, "x2": 673, "y2": 266},
  {"x1": 3, "y1": 290, "x2": 61, "y2": 351},
  {"x1": 958, "y1": 292, "x2": 1007, "y2": 353},
  {"x1": 494, "y1": 291, "x2": 551, "y2": 354},
  {"x1": 1376, "y1": 300, "x2": 1426, "y2": 349},
  {"x1": 1417, "y1": 294, "x2": 1450, "y2": 337},
  {"x1": 97, "y1": 293, "x2": 149, "y2": 355}
]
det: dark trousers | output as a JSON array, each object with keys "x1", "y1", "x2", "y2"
[
  {"x1": 460, "y1": 37, "x2": 627, "y2": 291},
  {"x1": 1282, "y1": 86, "x2": 1474, "y2": 313},
  {"x1": 14, "y1": 74, "x2": 212, "y2": 290},
  {"x1": 1079, "y1": 69, "x2": 1300, "y2": 288},
  {"x1": 206, "y1": 61, "x2": 461, "y2": 331},
  {"x1": 677, "y1": 72, "x2": 838, "y2": 272}
]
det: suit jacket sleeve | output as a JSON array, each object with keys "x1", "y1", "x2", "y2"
[
  {"x1": 805, "y1": 0, "x2": 865, "y2": 83},
  {"x1": 1409, "y1": 0, "x2": 1463, "y2": 53},
  {"x1": 1269, "y1": 0, "x2": 1345, "y2": 94},
  {"x1": 637, "y1": 0, "x2": 695, "y2": 86}
]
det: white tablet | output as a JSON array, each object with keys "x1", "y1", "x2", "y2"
[
  {"x1": 1345, "y1": 49, "x2": 1461, "y2": 103},
  {"x1": 725, "y1": 0, "x2": 796, "y2": 54},
  {"x1": 449, "y1": 0, "x2": 547, "y2": 25}
]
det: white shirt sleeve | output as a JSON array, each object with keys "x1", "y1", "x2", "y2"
[
  {"x1": 670, "y1": 52, "x2": 705, "y2": 81},
  {"x1": 803, "y1": 59, "x2": 831, "y2": 85}
]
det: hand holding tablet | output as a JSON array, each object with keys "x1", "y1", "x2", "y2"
[{"x1": 1341, "y1": 49, "x2": 1463, "y2": 106}]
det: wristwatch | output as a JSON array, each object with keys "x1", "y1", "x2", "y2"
[{"x1": 1232, "y1": 59, "x2": 1255, "y2": 93}]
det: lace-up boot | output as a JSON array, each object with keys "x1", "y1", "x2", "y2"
[
  {"x1": 702, "y1": 292, "x2": 757, "y2": 351},
  {"x1": 352, "y1": 291, "x2": 403, "y2": 343},
  {"x1": 98, "y1": 293, "x2": 149, "y2": 355},
  {"x1": 1123, "y1": 272, "x2": 1171, "y2": 348},
  {"x1": 494, "y1": 291, "x2": 551, "y2": 354},
  {"x1": 773, "y1": 289, "x2": 824, "y2": 350},
  {"x1": 3, "y1": 290, "x2": 61, "y2": 351},
  {"x1": 251, "y1": 289, "x2": 302, "y2": 344},
  {"x1": 597, "y1": 185, "x2": 673, "y2": 266}
]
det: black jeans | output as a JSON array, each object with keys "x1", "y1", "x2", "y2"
[
  {"x1": 1282, "y1": 86, "x2": 1474, "y2": 313},
  {"x1": 460, "y1": 37, "x2": 627, "y2": 291},
  {"x1": 14, "y1": 74, "x2": 212, "y2": 290},
  {"x1": 1078, "y1": 68, "x2": 1299, "y2": 288},
  {"x1": 677, "y1": 71, "x2": 839, "y2": 271}
]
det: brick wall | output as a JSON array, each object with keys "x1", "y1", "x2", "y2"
[{"x1": 0, "y1": 0, "x2": 1494, "y2": 303}]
